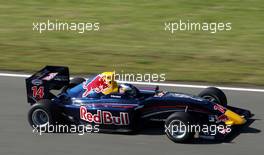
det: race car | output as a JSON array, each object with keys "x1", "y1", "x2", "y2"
[{"x1": 26, "y1": 66, "x2": 252, "y2": 143}]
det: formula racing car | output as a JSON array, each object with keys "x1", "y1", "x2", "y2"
[{"x1": 26, "y1": 66, "x2": 252, "y2": 143}]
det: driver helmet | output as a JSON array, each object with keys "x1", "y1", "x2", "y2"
[{"x1": 118, "y1": 84, "x2": 136, "y2": 97}]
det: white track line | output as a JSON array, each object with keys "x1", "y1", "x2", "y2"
[
  {"x1": 0, "y1": 73, "x2": 30, "y2": 78},
  {"x1": 0, "y1": 73, "x2": 264, "y2": 93}
]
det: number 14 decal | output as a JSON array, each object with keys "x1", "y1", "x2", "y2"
[{"x1": 32, "y1": 86, "x2": 44, "y2": 99}]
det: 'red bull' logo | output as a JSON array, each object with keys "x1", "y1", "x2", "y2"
[
  {"x1": 213, "y1": 104, "x2": 226, "y2": 113},
  {"x1": 216, "y1": 114, "x2": 228, "y2": 123},
  {"x1": 80, "y1": 106, "x2": 130, "y2": 125},
  {"x1": 82, "y1": 75, "x2": 110, "y2": 97}
]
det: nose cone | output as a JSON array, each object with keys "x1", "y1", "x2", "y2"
[{"x1": 224, "y1": 110, "x2": 247, "y2": 125}]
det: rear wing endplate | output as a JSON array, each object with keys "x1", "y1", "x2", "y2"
[{"x1": 25, "y1": 66, "x2": 69, "y2": 104}]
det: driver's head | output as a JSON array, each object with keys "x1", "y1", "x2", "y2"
[{"x1": 118, "y1": 84, "x2": 135, "y2": 97}]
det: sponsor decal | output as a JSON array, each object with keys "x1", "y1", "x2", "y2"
[
  {"x1": 216, "y1": 114, "x2": 228, "y2": 123},
  {"x1": 54, "y1": 75, "x2": 69, "y2": 81},
  {"x1": 80, "y1": 106, "x2": 129, "y2": 125},
  {"x1": 31, "y1": 79, "x2": 43, "y2": 86},
  {"x1": 213, "y1": 104, "x2": 226, "y2": 113},
  {"x1": 42, "y1": 72, "x2": 58, "y2": 81},
  {"x1": 82, "y1": 75, "x2": 109, "y2": 97},
  {"x1": 208, "y1": 115, "x2": 216, "y2": 122},
  {"x1": 110, "y1": 95, "x2": 122, "y2": 98}
]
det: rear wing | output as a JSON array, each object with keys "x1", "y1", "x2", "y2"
[{"x1": 25, "y1": 66, "x2": 69, "y2": 104}]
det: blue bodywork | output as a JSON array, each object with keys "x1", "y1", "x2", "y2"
[
  {"x1": 25, "y1": 66, "x2": 252, "y2": 140},
  {"x1": 48, "y1": 81, "x2": 223, "y2": 131}
]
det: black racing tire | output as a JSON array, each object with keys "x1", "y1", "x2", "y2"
[
  {"x1": 28, "y1": 99, "x2": 53, "y2": 131},
  {"x1": 198, "y1": 87, "x2": 227, "y2": 107},
  {"x1": 63, "y1": 77, "x2": 85, "y2": 92},
  {"x1": 165, "y1": 112, "x2": 195, "y2": 143}
]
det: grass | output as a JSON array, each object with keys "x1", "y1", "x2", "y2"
[{"x1": 0, "y1": 0, "x2": 264, "y2": 85}]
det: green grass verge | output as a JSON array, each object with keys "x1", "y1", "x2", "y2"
[{"x1": 0, "y1": 0, "x2": 264, "y2": 85}]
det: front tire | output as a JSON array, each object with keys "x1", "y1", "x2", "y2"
[
  {"x1": 198, "y1": 87, "x2": 227, "y2": 106},
  {"x1": 165, "y1": 112, "x2": 195, "y2": 143}
]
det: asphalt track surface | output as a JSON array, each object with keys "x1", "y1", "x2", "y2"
[{"x1": 0, "y1": 76, "x2": 263, "y2": 155}]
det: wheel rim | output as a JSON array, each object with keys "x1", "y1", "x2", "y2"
[
  {"x1": 32, "y1": 109, "x2": 49, "y2": 127},
  {"x1": 167, "y1": 120, "x2": 187, "y2": 139}
]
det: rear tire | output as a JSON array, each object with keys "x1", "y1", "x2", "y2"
[
  {"x1": 198, "y1": 87, "x2": 227, "y2": 106},
  {"x1": 28, "y1": 99, "x2": 53, "y2": 131},
  {"x1": 165, "y1": 112, "x2": 195, "y2": 143}
]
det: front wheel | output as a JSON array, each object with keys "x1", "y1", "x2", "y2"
[
  {"x1": 165, "y1": 112, "x2": 195, "y2": 143},
  {"x1": 198, "y1": 87, "x2": 227, "y2": 107}
]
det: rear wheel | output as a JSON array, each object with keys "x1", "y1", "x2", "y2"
[
  {"x1": 28, "y1": 100, "x2": 53, "y2": 130},
  {"x1": 165, "y1": 112, "x2": 195, "y2": 143},
  {"x1": 198, "y1": 87, "x2": 227, "y2": 106}
]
